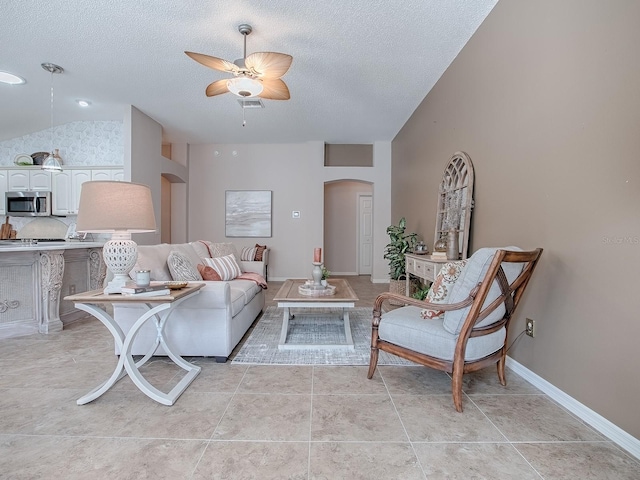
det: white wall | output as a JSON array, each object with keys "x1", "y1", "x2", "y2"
[
  {"x1": 125, "y1": 106, "x2": 188, "y2": 246},
  {"x1": 188, "y1": 141, "x2": 391, "y2": 281}
]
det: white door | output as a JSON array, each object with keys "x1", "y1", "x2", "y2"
[
  {"x1": 358, "y1": 194, "x2": 373, "y2": 274},
  {"x1": 0, "y1": 170, "x2": 7, "y2": 215},
  {"x1": 52, "y1": 170, "x2": 72, "y2": 215},
  {"x1": 71, "y1": 170, "x2": 91, "y2": 213}
]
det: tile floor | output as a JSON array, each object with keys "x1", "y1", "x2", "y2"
[{"x1": 1, "y1": 276, "x2": 638, "y2": 479}]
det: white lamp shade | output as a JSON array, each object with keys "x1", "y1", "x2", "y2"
[
  {"x1": 227, "y1": 76, "x2": 263, "y2": 97},
  {"x1": 76, "y1": 181, "x2": 156, "y2": 233}
]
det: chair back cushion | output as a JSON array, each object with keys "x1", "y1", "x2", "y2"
[{"x1": 442, "y1": 247, "x2": 524, "y2": 335}]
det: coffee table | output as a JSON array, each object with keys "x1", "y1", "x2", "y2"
[{"x1": 273, "y1": 278, "x2": 359, "y2": 350}]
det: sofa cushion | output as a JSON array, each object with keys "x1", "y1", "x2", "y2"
[
  {"x1": 191, "y1": 240, "x2": 214, "y2": 259},
  {"x1": 197, "y1": 263, "x2": 222, "y2": 281},
  {"x1": 204, "y1": 254, "x2": 242, "y2": 281},
  {"x1": 230, "y1": 279, "x2": 261, "y2": 305},
  {"x1": 421, "y1": 259, "x2": 467, "y2": 320},
  {"x1": 167, "y1": 250, "x2": 202, "y2": 281},
  {"x1": 230, "y1": 287, "x2": 246, "y2": 317},
  {"x1": 131, "y1": 244, "x2": 173, "y2": 281},
  {"x1": 443, "y1": 247, "x2": 524, "y2": 335},
  {"x1": 379, "y1": 306, "x2": 506, "y2": 361}
]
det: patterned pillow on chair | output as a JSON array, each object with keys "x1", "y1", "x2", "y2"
[{"x1": 420, "y1": 259, "x2": 468, "y2": 319}]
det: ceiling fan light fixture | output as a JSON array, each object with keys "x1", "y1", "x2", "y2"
[{"x1": 227, "y1": 76, "x2": 263, "y2": 97}]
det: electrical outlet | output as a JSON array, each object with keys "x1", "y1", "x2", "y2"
[
  {"x1": 69, "y1": 284, "x2": 76, "y2": 295},
  {"x1": 525, "y1": 318, "x2": 535, "y2": 337}
]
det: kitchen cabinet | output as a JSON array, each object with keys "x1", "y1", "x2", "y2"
[
  {"x1": 52, "y1": 170, "x2": 91, "y2": 215},
  {"x1": 91, "y1": 169, "x2": 124, "y2": 181},
  {"x1": 8, "y1": 169, "x2": 52, "y2": 192}
]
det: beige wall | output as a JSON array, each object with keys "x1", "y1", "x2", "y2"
[
  {"x1": 188, "y1": 141, "x2": 391, "y2": 282},
  {"x1": 392, "y1": 0, "x2": 640, "y2": 438}
]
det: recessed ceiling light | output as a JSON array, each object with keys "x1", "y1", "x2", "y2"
[
  {"x1": 0, "y1": 71, "x2": 26, "y2": 85},
  {"x1": 76, "y1": 99, "x2": 91, "y2": 107}
]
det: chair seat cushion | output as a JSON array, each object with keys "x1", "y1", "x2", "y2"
[{"x1": 378, "y1": 306, "x2": 506, "y2": 362}]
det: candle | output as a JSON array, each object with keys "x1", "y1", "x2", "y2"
[{"x1": 313, "y1": 247, "x2": 322, "y2": 263}]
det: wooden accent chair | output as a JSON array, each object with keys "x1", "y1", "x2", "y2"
[{"x1": 368, "y1": 247, "x2": 543, "y2": 412}]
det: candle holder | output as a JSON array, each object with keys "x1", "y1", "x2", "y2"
[{"x1": 312, "y1": 262, "x2": 323, "y2": 286}]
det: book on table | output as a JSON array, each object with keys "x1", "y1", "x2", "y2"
[
  {"x1": 120, "y1": 288, "x2": 171, "y2": 297},
  {"x1": 121, "y1": 283, "x2": 168, "y2": 294}
]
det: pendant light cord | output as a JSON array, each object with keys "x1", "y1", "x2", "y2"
[{"x1": 50, "y1": 71, "x2": 55, "y2": 155}]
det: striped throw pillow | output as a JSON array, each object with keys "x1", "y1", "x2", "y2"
[
  {"x1": 203, "y1": 254, "x2": 242, "y2": 281},
  {"x1": 241, "y1": 246, "x2": 258, "y2": 261}
]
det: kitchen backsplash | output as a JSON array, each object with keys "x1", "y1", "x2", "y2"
[{"x1": 0, "y1": 120, "x2": 123, "y2": 167}]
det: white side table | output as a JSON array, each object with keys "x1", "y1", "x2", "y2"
[{"x1": 65, "y1": 283, "x2": 205, "y2": 406}]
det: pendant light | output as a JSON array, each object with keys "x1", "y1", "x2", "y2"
[{"x1": 41, "y1": 63, "x2": 64, "y2": 172}]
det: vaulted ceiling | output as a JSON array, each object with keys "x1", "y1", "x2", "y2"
[{"x1": 2, "y1": 1, "x2": 497, "y2": 145}]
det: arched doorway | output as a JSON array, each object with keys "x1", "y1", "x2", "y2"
[{"x1": 323, "y1": 180, "x2": 373, "y2": 275}]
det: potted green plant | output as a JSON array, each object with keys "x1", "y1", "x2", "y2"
[
  {"x1": 384, "y1": 217, "x2": 418, "y2": 298},
  {"x1": 321, "y1": 266, "x2": 330, "y2": 286}
]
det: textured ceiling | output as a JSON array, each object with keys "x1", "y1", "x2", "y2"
[{"x1": 2, "y1": 1, "x2": 497, "y2": 145}]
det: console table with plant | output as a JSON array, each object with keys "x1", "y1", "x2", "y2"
[{"x1": 405, "y1": 151, "x2": 475, "y2": 296}]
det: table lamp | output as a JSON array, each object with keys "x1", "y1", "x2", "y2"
[{"x1": 76, "y1": 181, "x2": 156, "y2": 294}]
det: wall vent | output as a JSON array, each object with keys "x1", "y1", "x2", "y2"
[{"x1": 237, "y1": 99, "x2": 264, "y2": 109}]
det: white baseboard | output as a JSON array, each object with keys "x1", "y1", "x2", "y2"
[{"x1": 506, "y1": 356, "x2": 640, "y2": 460}]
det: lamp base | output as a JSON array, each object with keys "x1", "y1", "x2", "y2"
[{"x1": 102, "y1": 233, "x2": 138, "y2": 294}]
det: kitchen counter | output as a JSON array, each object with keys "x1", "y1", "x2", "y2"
[
  {"x1": 0, "y1": 241, "x2": 104, "y2": 252},
  {"x1": 0, "y1": 242, "x2": 106, "y2": 338}
]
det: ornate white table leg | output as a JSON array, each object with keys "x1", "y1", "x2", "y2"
[
  {"x1": 120, "y1": 297, "x2": 201, "y2": 406},
  {"x1": 75, "y1": 303, "x2": 128, "y2": 405},
  {"x1": 39, "y1": 251, "x2": 64, "y2": 333}
]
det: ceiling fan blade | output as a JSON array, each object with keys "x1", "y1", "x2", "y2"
[
  {"x1": 205, "y1": 79, "x2": 230, "y2": 97},
  {"x1": 259, "y1": 78, "x2": 290, "y2": 100},
  {"x1": 185, "y1": 51, "x2": 238, "y2": 73},
  {"x1": 245, "y1": 52, "x2": 293, "y2": 79}
]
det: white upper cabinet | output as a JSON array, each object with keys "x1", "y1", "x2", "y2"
[
  {"x1": 8, "y1": 169, "x2": 52, "y2": 192},
  {"x1": 0, "y1": 170, "x2": 7, "y2": 215},
  {"x1": 52, "y1": 170, "x2": 91, "y2": 215}
]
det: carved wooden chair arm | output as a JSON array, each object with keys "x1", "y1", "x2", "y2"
[{"x1": 372, "y1": 285, "x2": 479, "y2": 326}]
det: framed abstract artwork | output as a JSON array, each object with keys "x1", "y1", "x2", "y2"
[{"x1": 225, "y1": 190, "x2": 272, "y2": 237}]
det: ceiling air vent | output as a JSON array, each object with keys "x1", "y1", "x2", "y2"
[{"x1": 237, "y1": 98, "x2": 264, "y2": 109}]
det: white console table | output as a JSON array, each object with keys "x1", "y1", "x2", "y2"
[
  {"x1": 405, "y1": 253, "x2": 449, "y2": 295},
  {"x1": 65, "y1": 283, "x2": 205, "y2": 406}
]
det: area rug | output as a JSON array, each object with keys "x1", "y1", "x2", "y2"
[{"x1": 232, "y1": 306, "x2": 415, "y2": 366}]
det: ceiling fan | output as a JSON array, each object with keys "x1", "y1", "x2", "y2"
[{"x1": 185, "y1": 24, "x2": 292, "y2": 100}]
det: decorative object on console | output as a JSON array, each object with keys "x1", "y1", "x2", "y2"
[
  {"x1": 446, "y1": 229, "x2": 460, "y2": 260},
  {"x1": 41, "y1": 63, "x2": 64, "y2": 172},
  {"x1": 76, "y1": 181, "x2": 157, "y2": 294}
]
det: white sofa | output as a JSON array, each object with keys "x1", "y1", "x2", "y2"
[{"x1": 112, "y1": 241, "x2": 268, "y2": 362}]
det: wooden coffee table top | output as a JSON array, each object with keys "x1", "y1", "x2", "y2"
[{"x1": 274, "y1": 279, "x2": 358, "y2": 303}]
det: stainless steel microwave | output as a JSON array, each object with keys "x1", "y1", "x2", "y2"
[{"x1": 5, "y1": 191, "x2": 52, "y2": 217}]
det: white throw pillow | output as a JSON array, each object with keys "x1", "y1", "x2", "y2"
[
  {"x1": 167, "y1": 250, "x2": 202, "y2": 281},
  {"x1": 203, "y1": 254, "x2": 242, "y2": 281},
  {"x1": 208, "y1": 242, "x2": 245, "y2": 272}
]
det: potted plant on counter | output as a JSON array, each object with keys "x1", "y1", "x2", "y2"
[{"x1": 384, "y1": 217, "x2": 417, "y2": 301}]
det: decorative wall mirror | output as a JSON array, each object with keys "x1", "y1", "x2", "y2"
[{"x1": 434, "y1": 151, "x2": 475, "y2": 259}]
